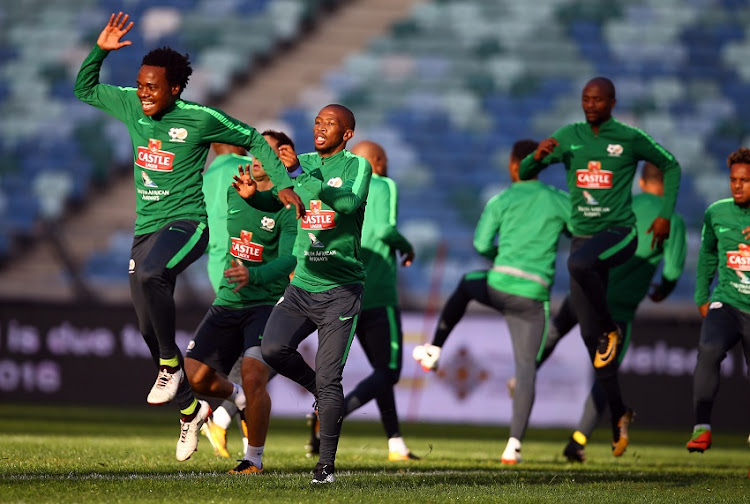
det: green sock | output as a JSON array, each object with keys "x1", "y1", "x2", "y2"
[{"x1": 159, "y1": 356, "x2": 180, "y2": 368}]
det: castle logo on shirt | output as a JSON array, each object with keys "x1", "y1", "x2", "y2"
[
  {"x1": 727, "y1": 243, "x2": 750, "y2": 284},
  {"x1": 301, "y1": 200, "x2": 336, "y2": 230},
  {"x1": 230, "y1": 230, "x2": 264, "y2": 262},
  {"x1": 576, "y1": 161, "x2": 612, "y2": 189},
  {"x1": 136, "y1": 139, "x2": 175, "y2": 172}
]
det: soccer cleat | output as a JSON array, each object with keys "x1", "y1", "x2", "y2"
[
  {"x1": 176, "y1": 400, "x2": 211, "y2": 462},
  {"x1": 500, "y1": 437, "x2": 522, "y2": 465},
  {"x1": 388, "y1": 451, "x2": 421, "y2": 461},
  {"x1": 686, "y1": 427, "x2": 712, "y2": 453},
  {"x1": 305, "y1": 410, "x2": 320, "y2": 458},
  {"x1": 311, "y1": 462, "x2": 335, "y2": 484},
  {"x1": 594, "y1": 329, "x2": 621, "y2": 369},
  {"x1": 147, "y1": 366, "x2": 183, "y2": 405},
  {"x1": 228, "y1": 459, "x2": 263, "y2": 474},
  {"x1": 412, "y1": 344, "x2": 442, "y2": 371},
  {"x1": 563, "y1": 438, "x2": 586, "y2": 463},
  {"x1": 200, "y1": 416, "x2": 230, "y2": 458},
  {"x1": 611, "y1": 408, "x2": 634, "y2": 457}
]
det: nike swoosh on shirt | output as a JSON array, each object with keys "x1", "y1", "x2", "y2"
[
  {"x1": 718, "y1": 226, "x2": 731, "y2": 233},
  {"x1": 338, "y1": 315, "x2": 353, "y2": 321},
  {"x1": 229, "y1": 209, "x2": 242, "y2": 214},
  {"x1": 138, "y1": 118, "x2": 150, "y2": 125},
  {"x1": 570, "y1": 144, "x2": 584, "y2": 150}
]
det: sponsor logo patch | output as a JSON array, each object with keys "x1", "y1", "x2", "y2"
[
  {"x1": 576, "y1": 161, "x2": 612, "y2": 189},
  {"x1": 301, "y1": 200, "x2": 336, "y2": 230},
  {"x1": 136, "y1": 139, "x2": 175, "y2": 172},
  {"x1": 230, "y1": 230, "x2": 264, "y2": 262}
]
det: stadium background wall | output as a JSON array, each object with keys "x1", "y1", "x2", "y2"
[{"x1": 0, "y1": 301, "x2": 747, "y2": 431}]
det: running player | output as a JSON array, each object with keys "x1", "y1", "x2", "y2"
[
  {"x1": 518, "y1": 76, "x2": 681, "y2": 456},
  {"x1": 185, "y1": 131, "x2": 297, "y2": 474},
  {"x1": 536, "y1": 162, "x2": 687, "y2": 462},
  {"x1": 687, "y1": 147, "x2": 750, "y2": 453},
  {"x1": 339, "y1": 140, "x2": 417, "y2": 461},
  {"x1": 74, "y1": 12, "x2": 303, "y2": 461},
  {"x1": 414, "y1": 139, "x2": 570, "y2": 464},
  {"x1": 254, "y1": 104, "x2": 371, "y2": 483}
]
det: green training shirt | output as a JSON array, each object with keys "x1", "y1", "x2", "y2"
[
  {"x1": 694, "y1": 198, "x2": 750, "y2": 312},
  {"x1": 518, "y1": 117, "x2": 681, "y2": 236},
  {"x1": 473, "y1": 180, "x2": 570, "y2": 301},
  {"x1": 74, "y1": 45, "x2": 292, "y2": 235},
  {"x1": 213, "y1": 187, "x2": 296, "y2": 308},
  {"x1": 247, "y1": 149, "x2": 371, "y2": 292},
  {"x1": 360, "y1": 174, "x2": 413, "y2": 310},
  {"x1": 202, "y1": 153, "x2": 251, "y2": 293},
  {"x1": 607, "y1": 193, "x2": 687, "y2": 321}
]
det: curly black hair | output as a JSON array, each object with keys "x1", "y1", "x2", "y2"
[
  {"x1": 141, "y1": 46, "x2": 192, "y2": 94},
  {"x1": 727, "y1": 147, "x2": 750, "y2": 168}
]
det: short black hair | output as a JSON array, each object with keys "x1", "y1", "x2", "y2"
[
  {"x1": 511, "y1": 139, "x2": 538, "y2": 161},
  {"x1": 587, "y1": 76, "x2": 616, "y2": 100},
  {"x1": 727, "y1": 147, "x2": 750, "y2": 168},
  {"x1": 323, "y1": 104, "x2": 356, "y2": 130},
  {"x1": 141, "y1": 47, "x2": 192, "y2": 94},
  {"x1": 261, "y1": 129, "x2": 295, "y2": 151}
]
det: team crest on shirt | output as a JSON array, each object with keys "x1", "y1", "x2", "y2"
[
  {"x1": 607, "y1": 144, "x2": 623, "y2": 157},
  {"x1": 168, "y1": 127, "x2": 188, "y2": 142},
  {"x1": 230, "y1": 229, "x2": 264, "y2": 262},
  {"x1": 327, "y1": 177, "x2": 343, "y2": 188},
  {"x1": 727, "y1": 243, "x2": 750, "y2": 284},
  {"x1": 136, "y1": 138, "x2": 175, "y2": 172},
  {"x1": 576, "y1": 161, "x2": 613, "y2": 189},
  {"x1": 260, "y1": 216, "x2": 275, "y2": 231},
  {"x1": 301, "y1": 200, "x2": 336, "y2": 230}
]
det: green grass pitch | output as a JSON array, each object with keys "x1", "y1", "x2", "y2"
[{"x1": 1, "y1": 404, "x2": 748, "y2": 503}]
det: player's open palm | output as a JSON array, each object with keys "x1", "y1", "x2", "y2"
[
  {"x1": 97, "y1": 12, "x2": 134, "y2": 51},
  {"x1": 232, "y1": 164, "x2": 257, "y2": 199}
]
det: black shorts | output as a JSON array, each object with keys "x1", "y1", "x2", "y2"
[{"x1": 186, "y1": 304, "x2": 273, "y2": 375}]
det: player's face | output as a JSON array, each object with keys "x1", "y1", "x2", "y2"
[
  {"x1": 136, "y1": 65, "x2": 179, "y2": 116},
  {"x1": 313, "y1": 107, "x2": 352, "y2": 156},
  {"x1": 581, "y1": 82, "x2": 615, "y2": 126},
  {"x1": 729, "y1": 163, "x2": 750, "y2": 207}
]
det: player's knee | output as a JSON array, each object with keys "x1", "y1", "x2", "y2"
[
  {"x1": 185, "y1": 357, "x2": 213, "y2": 393},
  {"x1": 696, "y1": 343, "x2": 726, "y2": 366},
  {"x1": 260, "y1": 341, "x2": 286, "y2": 368}
]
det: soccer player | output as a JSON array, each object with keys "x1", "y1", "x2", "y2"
[
  {"x1": 185, "y1": 131, "x2": 297, "y2": 474},
  {"x1": 253, "y1": 104, "x2": 370, "y2": 484},
  {"x1": 687, "y1": 147, "x2": 750, "y2": 453},
  {"x1": 339, "y1": 140, "x2": 417, "y2": 461},
  {"x1": 536, "y1": 162, "x2": 687, "y2": 462},
  {"x1": 198, "y1": 134, "x2": 297, "y2": 459},
  {"x1": 414, "y1": 139, "x2": 570, "y2": 464},
  {"x1": 518, "y1": 76, "x2": 681, "y2": 456},
  {"x1": 74, "y1": 12, "x2": 303, "y2": 461}
]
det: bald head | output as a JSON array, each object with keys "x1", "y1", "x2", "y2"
[
  {"x1": 320, "y1": 104, "x2": 355, "y2": 130},
  {"x1": 584, "y1": 77, "x2": 616, "y2": 99},
  {"x1": 351, "y1": 140, "x2": 387, "y2": 177}
]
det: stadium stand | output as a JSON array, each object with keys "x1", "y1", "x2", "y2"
[{"x1": 1, "y1": 0, "x2": 748, "y2": 310}]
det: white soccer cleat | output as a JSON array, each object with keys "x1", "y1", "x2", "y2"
[
  {"x1": 147, "y1": 366, "x2": 184, "y2": 405},
  {"x1": 412, "y1": 344, "x2": 442, "y2": 371},
  {"x1": 501, "y1": 437, "x2": 522, "y2": 465},
  {"x1": 176, "y1": 400, "x2": 211, "y2": 461}
]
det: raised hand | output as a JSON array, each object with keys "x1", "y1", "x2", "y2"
[
  {"x1": 400, "y1": 250, "x2": 415, "y2": 267},
  {"x1": 97, "y1": 12, "x2": 134, "y2": 51},
  {"x1": 232, "y1": 164, "x2": 257, "y2": 199},
  {"x1": 534, "y1": 137, "x2": 559, "y2": 161},
  {"x1": 277, "y1": 144, "x2": 300, "y2": 170}
]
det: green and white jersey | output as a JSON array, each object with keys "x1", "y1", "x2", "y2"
[
  {"x1": 360, "y1": 174, "x2": 413, "y2": 310},
  {"x1": 473, "y1": 180, "x2": 570, "y2": 301},
  {"x1": 202, "y1": 153, "x2": 251, "y2": 293},
  {"x1": 74, "y1": 45, "x2": 292, "y2": 235},
  {"x1": 213, "y1": 188, "x2": 296, "y2": 308},
  {"x1": 519, "y1": 117, "x2": 681, "y2": 237},
  {"x1": 607, "y1": 193, "x2": 687, "y2": 321},
  {"x1": 695, "y1": 198, "x2": 750, "y2": 312}
]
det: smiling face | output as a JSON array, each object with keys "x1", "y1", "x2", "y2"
[
  {"x1": 313, "y1": 106, "x2": 353, "y2": 157},
  {"x1": 730, "y1": 163, "x2": 750, "y2": 207},
  {"x1": 136, "y1": 65, "x2": 180, "y2": 117}
]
